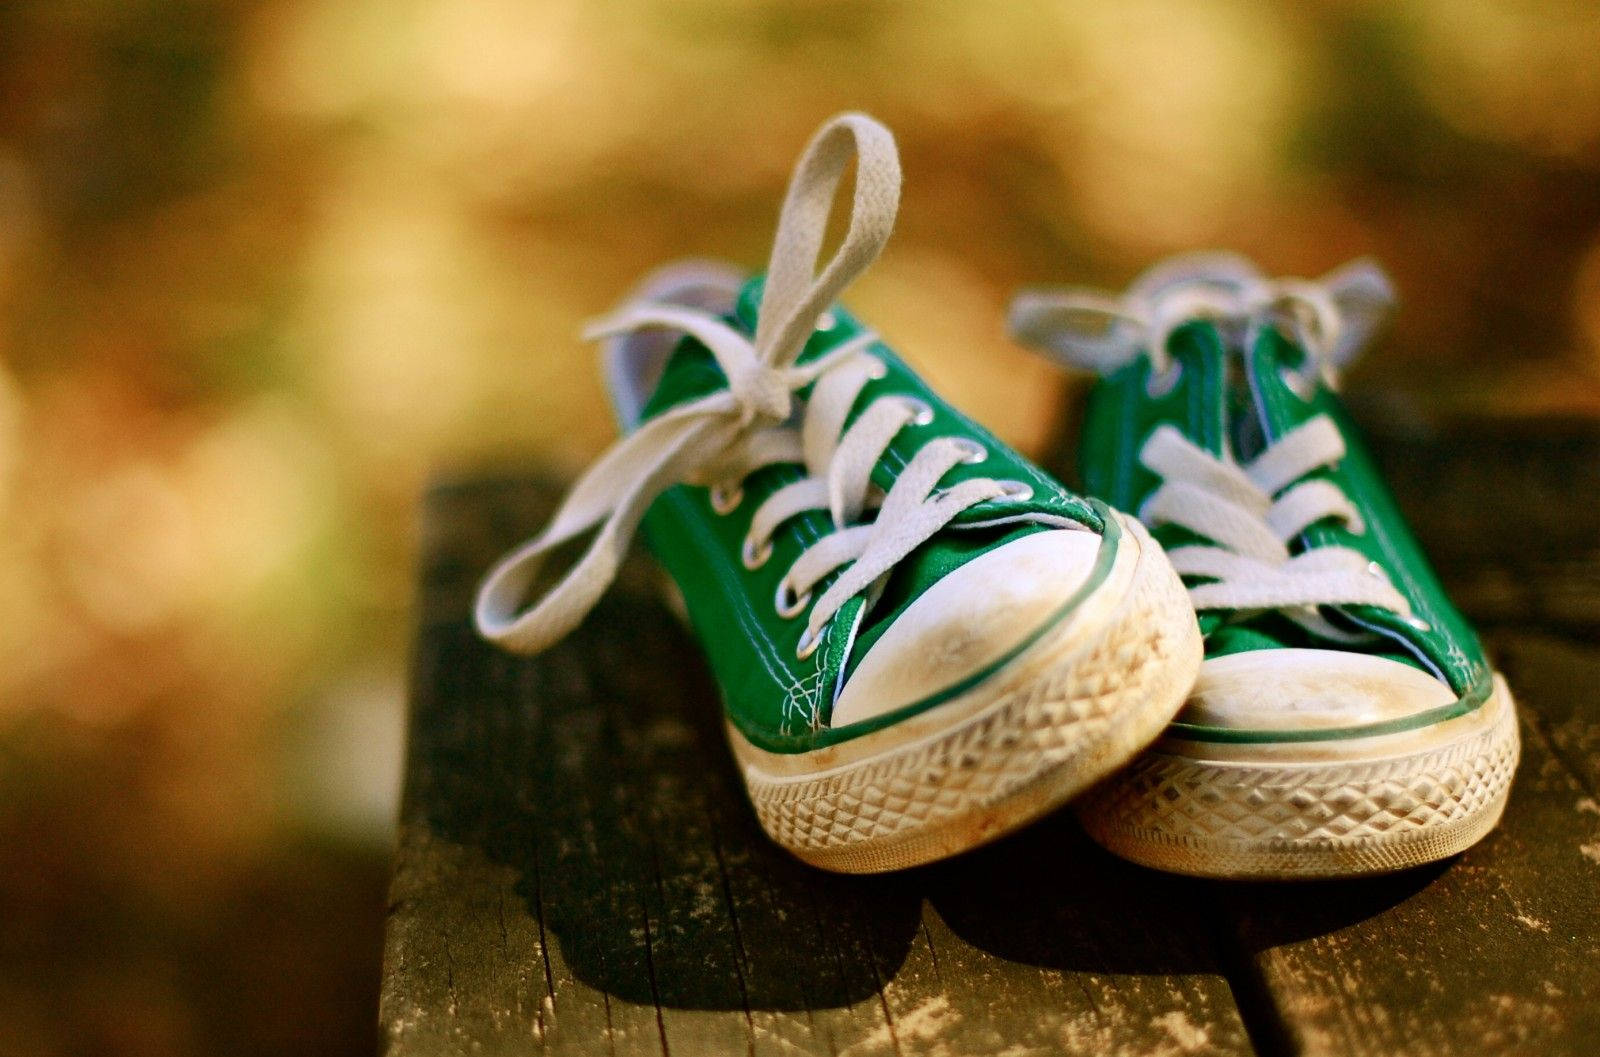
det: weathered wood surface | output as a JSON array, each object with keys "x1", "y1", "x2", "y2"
[{"x1": 382, "y1": 413, "x2": 1600, "y2": 1057}]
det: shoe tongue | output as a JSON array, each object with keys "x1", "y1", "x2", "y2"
[
  {"x1": 636, "y1": 275, "x2": 832, "y2": 423},
  {"x1": 637, "y1": 337, "x2": 730, "y2": 422},
  {"x1": 733, "y1": 275, "x2": 764, "y2": 331},
  {"x1": 635, "y1": 277, "x2": 764, "y2": 424},
  {"x1": 1160, "y1": 318, "x2": 1309, "y2": 460}
]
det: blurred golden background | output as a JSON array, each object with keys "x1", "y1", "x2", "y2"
[{"x1": 2, "y1": 1, "x2": 1599, "y2": 1054}]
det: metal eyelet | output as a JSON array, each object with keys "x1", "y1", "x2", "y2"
[
  {"x1": 816, "y1": 311, "x2": 838, "y2": 331},
  {"x1": 863, "y1": 357, "x2": 888, "y2": 380},
  {"x1": 1404, "y1": 615, "x2": 1433, "y2": 633},
  {"x1": 1145, "y1": 362, "x2": 1183, "y2": 398},
  {"x1": 900, "y1": 396, "x2": 936, "y2": 427},
  {"x1": 990, "y1": 480, "x2": 1034, "y2": 503},
  {"x1": 742, "y1": 535, "x2": 773, "y2": 570},
  {"x1": 795, "y1": 623, "x2": 826, "y2": 661},
  {"x1": 949, "y1": 438, "x2": 988, "y2": 465},
  {"x1": 709, "y1": 483, "x2": 744, "y2": 515},
  {"x1": 774, "y1": 578, "x2": 812, "y2": 620},
  {"x1": 1278, "y1": 365, "x2": 1317, "y2": 399}
]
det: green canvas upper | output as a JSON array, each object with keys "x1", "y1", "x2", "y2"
[
  {"x1": 1077, "y1": 318, "x2": 1494, "y2": 743},
  {"x1": 474, "y1": 114, "x2": 1141, "y2": 758},
  {"x1": 634, "y1": 278, "x2": 1112, "y2": 753}
]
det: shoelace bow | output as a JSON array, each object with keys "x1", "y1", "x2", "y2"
[
  {"x1": 1009, "y1": 252, "x2": 1416, "y2": 642},
  {"x1": 476, "y1": 113, "x2": 1012, "y2": 657}
]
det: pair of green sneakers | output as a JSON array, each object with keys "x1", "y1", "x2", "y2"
[{"x1": 476, "y1": 114, "x2": 1519, "y2": 880}]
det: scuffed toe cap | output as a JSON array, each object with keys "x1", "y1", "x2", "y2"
[
  {"x1": 830, "y1": 528, "x2": 1103, "y2": 729},
  {"x1": 1179, "y1": 648, "x2": 1457, "y2": 732}
]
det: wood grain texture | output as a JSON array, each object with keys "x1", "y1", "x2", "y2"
[
  {"x1": 383, "y1": 413, "x2": 1600, "y2": 1056},
  {"x1": 1351, "y1": 410, "x2": 1600, "y2": 638},
  {"x1": 380, "y1": 476, "x2": 1251, "y2": 1057}
]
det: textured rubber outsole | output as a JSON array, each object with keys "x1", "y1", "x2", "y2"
[
  {"x1": 728, "y1": 514, "x2": 1203, "y2": 874},
  {"x1": 1077, "y1": 674, "x2": 1521, "y2": 879}
]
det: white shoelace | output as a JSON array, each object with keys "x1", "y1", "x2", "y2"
[
  {"x1": 1010, "y1": 252, "x2": 1414, "y2": 641},
  {"x1": 477, "y1": 113, "x2": 1014, "y2": 658}
]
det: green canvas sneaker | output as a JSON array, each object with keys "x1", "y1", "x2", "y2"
[
  {"x1": 475, "y1": 114, "x2": 1201, "y2": 873},
  {"x1": 1010, "y1": 252, "x2": 1521, "y2": 879}
]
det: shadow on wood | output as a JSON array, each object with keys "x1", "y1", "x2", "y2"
[
  {"x1": 384, "y1": 419, "x2": 1600, "y2": 1056},
  {"x1": 385, "y1": 475, "x2": 1258, "y2": 1056},
  {"x1": 406, "y1": 477, "x2": 1260, "y2": 1008}
]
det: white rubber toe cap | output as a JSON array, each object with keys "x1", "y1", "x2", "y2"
[
  {"x1": 1179, "y1": 648, "x2": 1456, "y2": 732},
  {"x1": 829, "y1": 528, "x2": 1103, "y2": 728}
]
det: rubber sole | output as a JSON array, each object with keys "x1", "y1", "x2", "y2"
[
  {"x1": 727, "y1": 514, "x2": 1203, "y2": 874},
  {"x1": 1076, "y1": 673, "x2": 1521, "y2": 879}
]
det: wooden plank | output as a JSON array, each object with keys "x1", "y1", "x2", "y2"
[
  {"x1": 897, "y1": 817, "x2": 1254, "y2": 1057},
  {"x1": 383, "y1": 481, "x2": 674, "y2": 1057},
  {"x1": 388, "y1": 415, "x2": 1600, "y2": 1057},
  {"x1": 1350, "y1": 410, "x2": 1600, "y2": 637},
  {"x1": 1498, "y1": 634, "x2": 1600, "y2": 795},
  {"x1": 380, "y1": 475, "x2": 1255, "y2": 1057}
]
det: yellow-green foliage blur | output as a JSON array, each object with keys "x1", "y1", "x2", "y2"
[{"x1": 1, "y1": 2, "x2": 1598, "y2": 1054}]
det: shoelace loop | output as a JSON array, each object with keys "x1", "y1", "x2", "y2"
[
  {"x1": 1009, "y1": 251, "x2": 1395, "y2": 387},
  {"x1": 475, "y1": 113, "x2": 1015, "y2": 658},
  {"x1": 1010, "y1": 253, "x2": 1415, "y2": 640}
]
